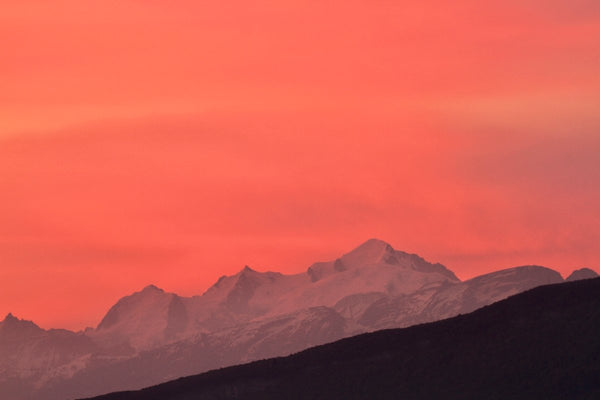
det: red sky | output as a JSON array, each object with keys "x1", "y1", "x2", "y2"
[{"x1": 1, "y1": 0, "x2": 599, "y2": 330}]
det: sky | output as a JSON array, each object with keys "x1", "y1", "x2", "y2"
[{"x1": 1, "y1": 0, "x2": 599, "y2": 331}]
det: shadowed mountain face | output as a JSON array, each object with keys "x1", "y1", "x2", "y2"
[
  {"x1": 566, "y1": 268, "x2": 599, "y2": 282},
  {"x1": 90, "y1": 285, "x2": 189, "y2": 353},
  {"x1": 1, "y1": 239, "x2": 596, "y2": 400},
  {"x1": 0, "y1": 314, "x2": 98, "y2": 398},
  {"x1": 84, "y1": 278, "x2": 600, "y2": 400}
]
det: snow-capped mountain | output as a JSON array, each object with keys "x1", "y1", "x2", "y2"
[
  {"x1": 1, "y1": 239, "x2": 595, "y2": 400},
  {"x1": 89, "y1": 285, "x2": 188, "y2": 353},
  {"x1": 184, "y1": 239, "x2": 459, "y2": 329}
]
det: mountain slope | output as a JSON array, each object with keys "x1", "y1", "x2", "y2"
[
  {"x1": 90, "y1": 285, "x2": 189, "y2": 353},
  {"x1": 567, "y1": 267, "x2": 599, "y2": 281},
  {"x1": 44, "y1": 306, "x2": 353, "y2": 400},
  {"x1": 0, "y1": 314, "x2": 97, "y2": 400},
  {"x1": 85, "y1": 278, "x2": 600, "y2": 400},
  {"x1": 347, "y1": 265, "x2": 564, "y2": 330}
]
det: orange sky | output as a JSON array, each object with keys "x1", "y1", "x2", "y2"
[{"x1": 1, "y1": 1, "x2": 599, "y2": 330}]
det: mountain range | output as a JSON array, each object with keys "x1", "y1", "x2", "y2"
[
  {"x1": 1, "y1": 239, "x2": 597, "y2": 400},
  {"x1": 84, "y1": 277, "x2": 600, "y2": 400}
]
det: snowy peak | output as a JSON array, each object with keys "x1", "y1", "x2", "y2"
[
  {"x1": 191, "y1": 266, "x2": 307, "y2": 326},
  {"x1": 204, "y1": 266, "x2": 258, "y2": 294},
  {"x1": 93, "y1": 285, "x2": 189, "y2": 351},
  {"x1": 306, "y1": 239, "x2": 396, "y2": 282},
  {"x1": 203, "y1": 266, "x2": 284, "y2": 303},
  {"x1": 566, "y1": 268, "x2": 599, "y2": 282},
  {"x1": 225, "y1": 267, "x2": 291, "y2": 315},
  {"x1": 341, "y1": 238, "x2": 395, "y2": 267},
  {"x1": 385, "y1": 251, "x2": 459, "y2": 281},
  {"x1": 226, "y1": 267, "x2": 267, "y2": 312},
  {"x1": 96, "y1": 285, "x2": 172, "y2": 331},
  {"x1": 336, "y1": 238, "x2": 458, "y2": 281},
  {"x1": 290, "y1": 241, "x2": 463, "y2": 313}
]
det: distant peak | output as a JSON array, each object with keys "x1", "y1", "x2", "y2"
[
  {"x1": 342, "y1": 238, "x2": 395, "y2": 266},
  {"x1": 141, "y1": 284, "x2": 164, "y2": 293},
  {"x1": 213, "y1": 275, "x2": 227, "y2": 287},
  {"x1": 360, "y1": 238, "x2": 394, "y2": 250},
  {"x1": 3, "y1": 312, "x2": 17, "y2": 322},
  {"x1": 238, "y1": 265, "x2": 261, "y2": 277},
  {"x1": 0, "y1": 313, "x2": 42, "y2": 332},
  {"x1": 566, "y1": 268, "x2": 599, "y2": 282}
]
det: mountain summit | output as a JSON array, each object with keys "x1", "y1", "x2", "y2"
[
  {"x1": 0, "y1": 313, "x2": 45, "y2": 340},
  {"x1": 566, "y1": 267, "x2": 599, "y2": 282},
  {"x1": 3, "y1": 312, "x2": 16, "y2": 321},
  {"x1": 92, "y1": 285, "x2": 188, "y2": 351},
  {"x1": 344, "y1": 238, "x2": 458, "y2": 279},
  {"x1": 340, "y1": 238, "x2": 396, "y2": 266}
]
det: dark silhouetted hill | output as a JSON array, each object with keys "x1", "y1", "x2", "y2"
[{"x1": 84, "y1": 277, "x2": 600, "y2": 400}]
